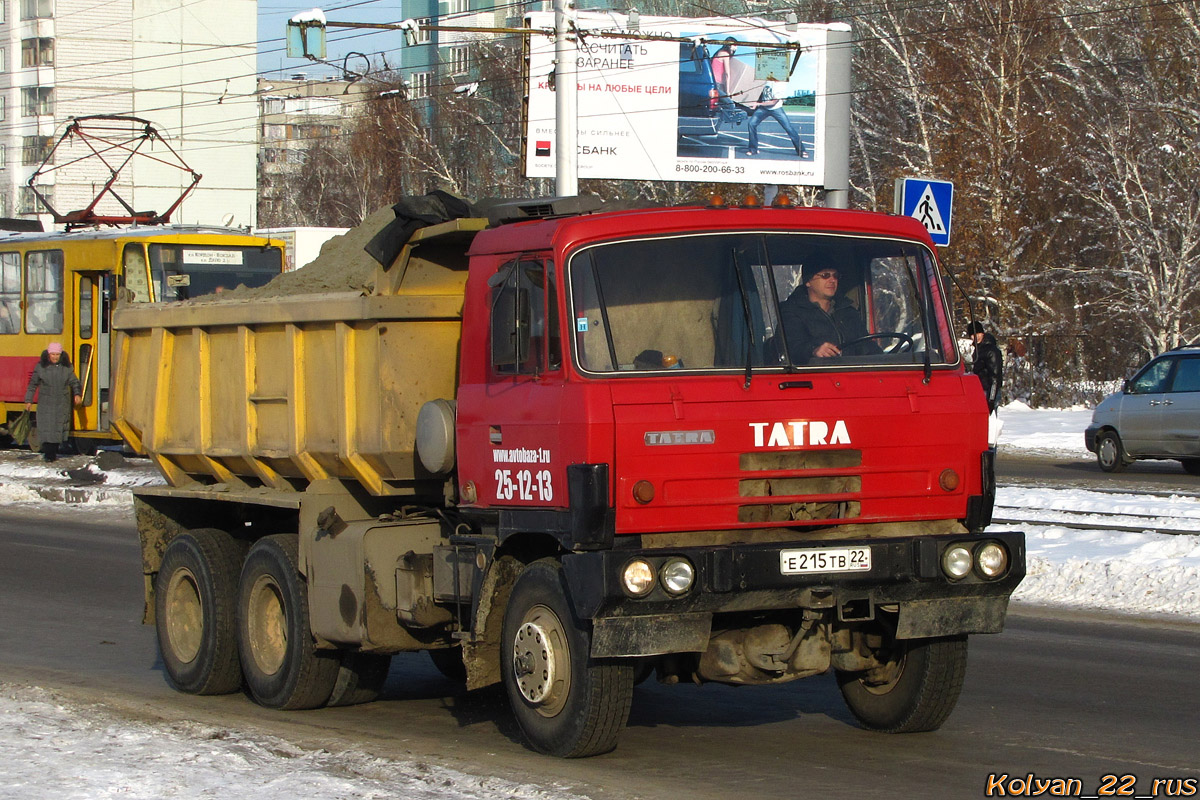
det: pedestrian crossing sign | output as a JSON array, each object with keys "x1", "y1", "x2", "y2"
[{"x1": 895, "y1": 177, "x2": 953, "y2": 246}]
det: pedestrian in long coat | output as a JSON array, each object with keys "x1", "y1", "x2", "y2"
[{"x1": 24, "y1": 342, "x2": 82, "y2": 462}]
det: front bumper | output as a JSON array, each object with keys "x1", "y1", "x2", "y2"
[
  {"x1": 563, "y1": 530, "x2": 1025, "y2": 654},
  {"x1": 1084, "y1": 424, "x2": 1101, "y2": 453}
]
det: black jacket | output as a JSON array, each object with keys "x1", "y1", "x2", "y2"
[
  {"x1": 780, "y1": 291, "x2": 873, "y2": 362},
  {"x1": 972, "y1": 333, "x2": 1003, "y2": 412}
]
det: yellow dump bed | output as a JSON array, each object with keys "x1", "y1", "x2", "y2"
[{"x1": 112, "y1": 218, "x2": 484, "y2": 496}]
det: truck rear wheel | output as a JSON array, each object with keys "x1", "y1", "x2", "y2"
[
  {"x1": 501, "y1": 559, "x2": 634, "y2": 757},
  {"x1": 326, "y1": 652, "x2": 392, "y2": 707},
  {"x1": 155, "y1": 529, "x2": 246, "y2": 695},
  {"x1": 236, "y1": 534, "x2": 340, "y2": 710},
  {"x1": 836, "y1": 633, "x2": 968, "y2": 733}
]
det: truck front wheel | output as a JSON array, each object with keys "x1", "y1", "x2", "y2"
[
  {"x1": 236, "y1": 534, "x2": 340, "y2": 710},
  {"x1": 155, "y1": 529, "x2": 246, "y2": 695},
  {"x1": 836, "y1": 634, "x2": 968, "y2": 733},
  {"x1": 501, "y1": 559, "x2": 634, "y2": 757}
]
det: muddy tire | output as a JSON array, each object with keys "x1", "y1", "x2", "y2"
[
  {"x1": 326, "y1": 652, "x2": 392, "y2": 707},
  {"x1": 155, "y1": 529, "x2": 246, "y2": 695},
  {"x1": 428, "y1": 647, "x2": 468, "y2": 683},
  {"x1": 1096, "y1": 430, "x2": 1129, "y2": 473},
  {"x1": 236, "y1": 534, "x2": 340, "y2": 710},
  {"x1": 836, "y1": 634, "x2": 968, "y2": 733},
  {"x1": 501, "y1": 559, "x2": 634, "y2": 757}
]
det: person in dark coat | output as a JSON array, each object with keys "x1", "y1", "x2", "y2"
[
  {"x1": 967, "y1": 321, "x2": 1003, "y2": 413},
  {"x1": 779, "y1": 263, "x2": 877, "y2": 362},
  {"x1": 24, "y1": 342, "x2": 82, "y2": 462}
]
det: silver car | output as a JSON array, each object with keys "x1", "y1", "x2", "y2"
[{"x1": 1085, "y1": 346, "x2": 1200, "y2": 474}]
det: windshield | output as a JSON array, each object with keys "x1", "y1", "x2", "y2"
[
  {"x1": 149, "y1": 244, "x2": 283, "y2": 300},
  {"x1": 568, "y1": 232, "x2": 955, "y2": 373}
]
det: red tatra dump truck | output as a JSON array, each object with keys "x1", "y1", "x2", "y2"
[{"x1": 113, "y1": 196, "x2": 1024, "y2": 757}]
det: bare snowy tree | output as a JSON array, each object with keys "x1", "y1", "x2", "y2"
[{"x1": 1048, "y1": 0, "x2": 1200, "y2": 360}]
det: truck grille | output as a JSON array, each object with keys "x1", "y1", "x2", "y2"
[{"x1": 737, "y1": 449, "x2": 862, "y2": 523}]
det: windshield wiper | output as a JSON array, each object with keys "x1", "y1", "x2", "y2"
[{"x1": 730, "y1": 248, "x2": 755, "y2": 389}]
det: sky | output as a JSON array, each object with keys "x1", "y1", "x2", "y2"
[
  {"x1": 0, "y1": 403, "x2": 1198, "y2": 797},
  {"x1": 257, "y1": 2, "x2": 412, "y2": 79}
]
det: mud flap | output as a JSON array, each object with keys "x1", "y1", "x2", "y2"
[
  {"x1": 591, "y1": 613, "x2": 712, "y2": 658},
  {"x1": 896, "y1": 596, "x2": 1010, "y2": 639}
]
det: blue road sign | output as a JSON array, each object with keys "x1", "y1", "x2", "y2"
[{"x1": 896, "y1": 178, "x2": 953, "y2": 246}]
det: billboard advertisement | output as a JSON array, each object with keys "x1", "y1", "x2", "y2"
[{"x1": 523, "y1": 12, "x2": 850, "y2": 186}]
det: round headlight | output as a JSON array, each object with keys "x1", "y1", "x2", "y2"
[
  {"x1": 942, "y1": 545, "x2": 972, "y2": 579},
  {"x1": 621, "y1": 559, "x2": 656, "y2": 596},
  {"x1": 976, "y1": 542, "x2": 1009, "y2": 579},
  {"x1": 660, "y1": 558, "x2": 695, "y2": 595}
]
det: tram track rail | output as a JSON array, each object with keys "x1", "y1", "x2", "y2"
[{"x1": 991, "y1": 505, "x2": 1200, "y2": 536}]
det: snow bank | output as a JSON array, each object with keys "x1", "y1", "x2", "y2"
[
  {"x1": 997, "y1": 402, "x2": 1093, "y2": 458},
  {"x1": 0, "y1": 685, "x2": 584, "y2": 800},
  {"x1": 1011, "y1": 525, "x2": 1200, "y2": 619}
]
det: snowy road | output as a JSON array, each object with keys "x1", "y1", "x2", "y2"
[{"x1": 0, "y1": 404, "x2": 1197, "y2": 798}]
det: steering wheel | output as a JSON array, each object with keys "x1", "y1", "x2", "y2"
[{"x1": 840, "y1": 332, "x2": 914, "y2": 353}]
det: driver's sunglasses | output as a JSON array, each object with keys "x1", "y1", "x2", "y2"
[{"x1": 813, "y1": 270, "x2": 839, "y2": 280}]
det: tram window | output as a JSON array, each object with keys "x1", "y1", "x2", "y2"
[
  {"x1": 122, "y1": 244, "x2": 151, "y2": 302},
  {"x1": 0, "y1": 252, "x2": 19, "y2": 334},
  {"x1": 78, "y1": 343, "x2": 93, "y2": 406},
  {"x1": 24, "y1": 249, "x2": 63, "y2": 334},
  {"x1": 149, "y1": 244, "x2": 282, "y2": 299},
  {"x1": 79, "y1": 276, "x2": 93, "y2": 339}
]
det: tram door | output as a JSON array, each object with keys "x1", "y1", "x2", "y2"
[{"x1": 73, "y1": 272, "x2": 112, "y2": 434}]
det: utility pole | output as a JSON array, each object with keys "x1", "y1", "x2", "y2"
[{"x1": 553, "y1": 0, "x2": 578, "y2": 196}]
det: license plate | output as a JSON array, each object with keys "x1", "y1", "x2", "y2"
[{"x1": 779, "y1": 546, "x2": 872, "y2": 575}]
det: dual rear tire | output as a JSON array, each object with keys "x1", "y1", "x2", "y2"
[
  {"x1": 155, "y1": 529, "x2": 246, "y2": 695},
  {"x1": 236, "y1": 535, "x2": 342, "y2": 710},
  {"x1": 156, "y1": 531, "x2": 382, "y2": 709}
]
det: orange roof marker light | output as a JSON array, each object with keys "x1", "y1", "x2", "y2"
[
  {"x1": 707, "y1": 193, "x2": 727, "y2": 209},
  {"x1": 741, "y1": 194, "x2": 763, "y2": 208},
  {"x1": 771, "y1": 192, "x2": 795, "y2": 208}
]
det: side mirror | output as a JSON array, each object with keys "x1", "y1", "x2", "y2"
[{"x1": 1121, "y1": 379, "x2": 1131, "y2": 394}]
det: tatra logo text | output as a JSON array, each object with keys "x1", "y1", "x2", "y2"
[
  {"x1": 750, "y1": 421, "x2": 851, "y2": 448},
  {"x1": 645, "y1": 430, "x2": 716, "y2": 446}
]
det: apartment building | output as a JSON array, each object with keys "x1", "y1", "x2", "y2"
[
  {"x1": 256, "y1": 73, "x2": 367, "y2": 214},
  {"x1": 0, "y1": 0, "x2": 259, "y2": 230},
  {"x1": 397, "y1": 0, "x2": 551, "y2": 102}
]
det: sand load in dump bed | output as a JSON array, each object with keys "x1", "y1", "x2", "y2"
[{"x1": 111, "y1": 194, "x2": 487, "y2": 496}]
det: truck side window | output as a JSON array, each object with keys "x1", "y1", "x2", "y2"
[{"x1": 491, "y1": 258, "x2": 549, "y2": 375}]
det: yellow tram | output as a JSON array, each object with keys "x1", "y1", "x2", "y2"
[{"x1": 1, "y1": 226, "x2": 284, "y2": 451}]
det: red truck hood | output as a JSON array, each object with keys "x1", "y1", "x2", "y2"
[{"x1": 609, "y1": 371, "x2": 984, "y2": 535}]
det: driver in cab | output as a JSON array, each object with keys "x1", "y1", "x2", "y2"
[{"x1": 780, "y1": 262, "x2": 879, "y2": 362}]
